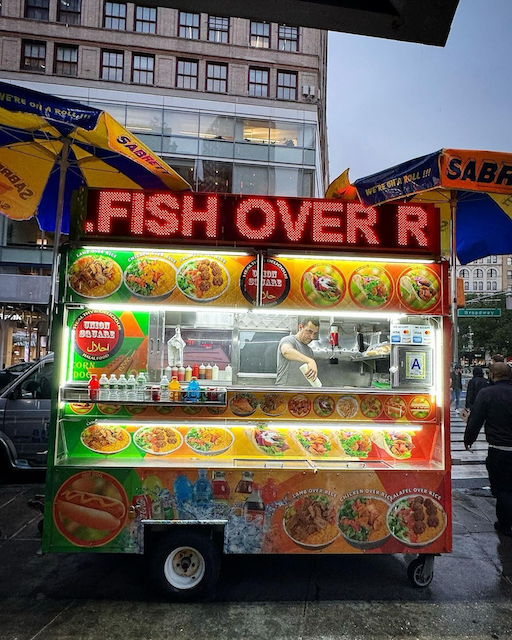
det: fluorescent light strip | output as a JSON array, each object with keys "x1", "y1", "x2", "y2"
[
  {"x1": 60, "y1": 326, "x2": 70, "y2": 387},
  {"x1": 275, "y1": 253, "x2": 435, "y2": 264},
  {"x1": 250, "y1": 308, "x2": 407, "y2": 320},
  {"x1": 82, "y1": 246, "x2": 249, "y2": 257},
  {"x1": 87, "y1": 303, "x2": 248, "y2": 314}
]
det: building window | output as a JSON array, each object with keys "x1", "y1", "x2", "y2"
[
  {"x1": 206, "y1": 62, "x2": 227, "y2": 93},
  {"x1": 54, "y1": 44, "x2": 78, "y2": 76},
  {"x1": 104, "y1": 2, "x2": 126, "y2": 30},
  {"x1": 176, "y1": 59, "x2": 198, "y2": 90},
  {"x1": 488, "y1": 268, "x2": 498, "y2": 278},
  {"x1": 492, "y1": 281, "x2": 497, "y2": 290},
  {"x1": 487, "y1": 281, "x2": 492, "y2": 291},
  {"x1": 208, "y1": 16, "x2": 229, "y2": 43},
  {"x1": 459, "y1": 268, "x2": 469, "y2": 278},
  {"x1": 178, "y1": 12, "x2": 199, "y2": 39},
  {"x1": 21, "y1": 40, "x2": 46, "y2": 72},
  {"x1": 474, "y1": 268, "x2": 483, "y2": 278},
  {"x1": 479, "y1": 281, "x2": 483, "y2": 290},
  {"x1": 250, "y1": 21, "x2": 270, "y2": 48},
  {"x1": 492, "y1": 255, "x2": 498, "y2": 263},
  {"x1": 25, "y1": 0, "x2": 49, "y2": 20},
  {"x1": 135, "y1": 5, "x2": 156, "y2": 33},
  {"x1": 277, "y1": 71, "x2": 298, "y2": 100},
  {"x1": 278, "y1": 24, "x2": 298, "y2": 51},
  {"x1": 508, "y1": 270, "x2": 512, "y2": 279},
  {"x1": 132, "y1": 54, "x2": 154, "y2": 85},
  {"x1": 507, "y1": 257, "x2": 512, "y2": 265},
  {"x1": 101, "y1": 50, "x2": 124, "y2": 81},
  {"x1": 249, "y1": 67, "x2": 269, "y2": 97},
  {"x1": 473, "y1": 282, "x2": 478, "y2": 291},
  {"x1": 58, "y1": 0, "x2": 80, "y2": 24},
  {"x1": 464, "y1": 281, "x2": 469, "y2": 291}
]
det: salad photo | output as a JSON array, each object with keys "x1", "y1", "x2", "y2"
[
  {"x1": 338, "y1": 497, "x2": 390, "y2": 549},
  {"x1": 124, "y1": 256, "x2": 176, "y2": 299},
  {"x1": 283, "y1": 494, "x2": 339, "y2": 549},
  {"x1": 250, "y1": 426, "x2": 290, "y2": 456},
  {"x1": 133, "y1": 426, "x2": 182, "y2": 455},
  {"x1": 350, "y1": 266, "x2": 392, "y2": 309},
  {"x1": 399, "y1": 267, "x2": 440, "y2": 311},
  {"x1": 301, "y1": 264, "x2": 345, "y2": 307},
  {"x1": 387, "y1": 495, "x2": 446, "y2": 547},
  {"x1": 296, "y1": 428, "x2": 333, "y2": 457},
  {"x1": 185, "y1": 426, "x2": 234, "y2": 455},
  {"x1": 338, "y1": 430, "x2": 373, "y2": 458},
  {"x1": 176, "y1": 257, "x2": 229, "y2": 302}
]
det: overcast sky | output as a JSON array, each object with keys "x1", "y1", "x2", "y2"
[{"x1": 326, "y1": 0, "x2": 512, "y2": 184}]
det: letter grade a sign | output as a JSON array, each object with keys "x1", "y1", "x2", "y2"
[{"x1": 78, "y1": 189, "x2": 440, "y2": 258}]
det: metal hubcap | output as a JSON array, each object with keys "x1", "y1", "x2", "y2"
[{"x1": 164, "y1": 545, "x2": 206, "y2": 590}]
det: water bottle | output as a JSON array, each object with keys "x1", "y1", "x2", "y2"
[
  {"x1": 117, "y1": 374, "x2": 127, "y2": 401},
  {"x1": 126, "y1": 374, "x2": 136, "y2": 401},
  {"x1": 136, "y1": 371, "x2": 147, "y2": 401},
  {"x1": 159, "y1": 374, "x2": 170, "y2": 401},
  {"x1": 99, "y1": 374, "x2": 109, "y2": 400},
  {"x1": 108, "y1": 374, "x2": 118, "y2": 400},
  {"x1": 173, "y1": 474, "x2": 193, "y2": 519},
  {"x1": 193, "y1": 469, "x2": 213, "y2": 506}
]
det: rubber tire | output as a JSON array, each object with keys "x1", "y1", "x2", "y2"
[
  {"x1": 407, "y1": 557, "x2": 434, "y2": 588},
  {"x1": 149, "y1": 529, "x2": 221, "y2": 602}
]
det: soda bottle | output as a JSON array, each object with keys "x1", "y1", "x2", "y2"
[
  {"x1": 126, "y1": 374, "x2": 136, "y2": 400},
  {"x1": 88, "y1": 374, "x2": 100, "y2": 401},
  {"x1": 117, "y1": 374, "x2": 127, "y2": 401},
  {"x1": 212, "y1": 471, "x2": 230, "y2": 506},
  {"x1": 99, "y1": 374, "x2": 109, "y2": 400},
  {"x1": 243, "y1": 483, "x2": 265, "y2": 526},
  {"x1": 233, "y1": 471, "x2": 253, "y2": 516},
  {"x1": 169, "y1": 376, "x2": 181, "y2": 402},
  {"x1": 108, "y1": 374, "x2": 118, "y2": 400},
  {"x1": 186, "y1": 376, "x2": 200, "y2": 402},
  {"x1": 193, "y1": 469, "x2": 213, "y2": 506}
]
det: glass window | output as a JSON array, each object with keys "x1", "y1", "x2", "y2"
[
  {"x1": 250, "y1": 21, "x2": 270, "y2": 48},
  {"x1": 278, "y1": 24, "x2": 298, "y2": 51},
  {"x1": 487, "y1": 281, "x2": 492, "y2": 291},
  {"x1": 492, "y1": 281, "x2": 497, "y2": 290},
  {"x1": 54, "y1": 45, "x2": 78, "y2": 77},
  {"x1": 19, "y1": 361, "x2": 54, "y2": 399},
  {"x1": 235, "y1": 118, "x2": 269, "y2": 143},
  {"x1": 507, "y1": 257, "x2": 512, "y2": 265},
  {"x1": 176, "y1": 59, "x2": 198, "y2": 90},
  {"x1": 248, "y1": 67, "x2": 269, "y2": 97},
  {"x1": 474, "y1": 268, "x2": 483, "y2": 278},
  {"x1": 179, "y1": 12, "x2": 199, "y2": 39},
  {"x1": 302, "y1": 169, "x2": 314, "y2": 197},
  {"x1": 464, "y1": 281, "x2": 469, "y2": 291},
  {"x1": 88, "y1": 100, "x2": 126, "y2": 124},
  {"x1": 302, "y1": 124, "x2": 316, "y2": 149},
  {"x1": 492, "y1": 255, "x2": 498, "y2": 263},
  {"x1": 104, "y1": 2, "x2": 126, "y2": 30},
  {"x1": 459, "y1": 268, "x2": 469, "y2": 278},
  {"x1": 479, "y1": 281, "x2": 483, "y2": 290},
  {"x1": 126, "y1": 106, "x2": 162, "y2": 135},
  {"x1": 164, "y1": 110, "x2": 199, "y2": 137},
  {"x1": 277, "y1": 71, "x2": 297, "y2": 100},
  {"x1": 21, "y1": 40, "x2": 46, "y2": 72},
  {"x1": 486, "y1": 257, "x2": 492, "y2": 263},
  {"x1": 473, "y1": 281, "x2": 478, "y2": 291},
  {"x1": 208, "y1": 16, "x2": 229, "y2": 43},
  {"x1": 196, "y1": 160, "x2": 232, "y2": 193},
  {"x1": 488, "y1": 268, "x2": 497, "y2": 278},
  {"x1": 135, "y1": 5, "x2": 156, "y2": 33},
  {"x1": 270, "y1": 121, "x2": 300, "y2": 147},
  {"x1": 25, "y1": 0, "x2": 49, "y2": 20},
  {"x1": 233, "y1": 165, "x2": 268, "y2": 195},
  {"x1": 200, "y1": 114, "x2": 234, "y2": 141},
  {"x1": 269, "y1": 167, "x2": 301, "y2": 196},
  {"x1": 58, "y1": 0, "x2": 80, "y2": 24},
  {"x1": 132, "y1": 54, "x2": 154, "y2": 85},
  {"x1": 508, "y1": 270, "x2": 512, "y2": 279},
  {"x1": 101, "y1": 50, "x2": 124, "y2": 82},
  {"x1": 206, "y1": 62, "x2": 227, "y2": 93},
  {"x1": 161, "y1": 158, "x2": 195, "y2": 186}
]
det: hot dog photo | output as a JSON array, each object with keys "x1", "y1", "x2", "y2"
[{"x1": 53, "y1": 471, "x2": 128, "y2": 547}]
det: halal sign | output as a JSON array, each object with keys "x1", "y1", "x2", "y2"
[
  {"x1": 241, "y1": 258, "x2": 290, "y2": 307},
  {"x1": 72, "y1": 310, "x2": 123, "y2": 361}
]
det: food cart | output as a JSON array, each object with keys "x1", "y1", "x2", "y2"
[{"x1": 43, "y1": 189, "x2": 451, "y2": 599}]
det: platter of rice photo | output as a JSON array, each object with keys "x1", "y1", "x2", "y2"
[
  {"x1": 259, "y1": 393, "x2": 287, "y2": 416},
  {"x1": 387, "y1": 495, "x2": 446, "y2": 547},
  {"x1": 372, "y1": 430, "x2": 415, "y2": 459},
  {"x1": 338, "y1": 496, "x2": 391, "y2": 550},
  {"x1": 80, "y1": 424, "x2": 131, "y2": 455},
  {"x1": 184, "y1": 426, "x2": 234, "y2": 456},
  {"x1": 133, "y1": 425, "x2": 183, "y2": 456},
  {"x1": 124, "y1": 256, "x2": 176, "y2": 300},
  {"x1": 176, "y1": 257, "x2": 230, "y2": 302},
  {"x1": 68, "y1": 253, "x2": 123, "y2": 299},
  {"x1": 283, "y1": 493, "x2": 340, "y2": 550}
]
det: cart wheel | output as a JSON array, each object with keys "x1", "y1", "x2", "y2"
[
  {"x1": 149, "y1": 529, "x2": 221, "y2": 602},
  {"x1": 407, "y1": 556, "x2": 434, "y2": 587}
]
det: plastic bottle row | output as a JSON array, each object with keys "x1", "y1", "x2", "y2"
[{"x1": 164, "y1": 363, "x2": 232, "y2": 383}]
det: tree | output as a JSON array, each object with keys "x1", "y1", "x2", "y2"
[{"x1": 458, "y1": 294, "x2": 512, "y2": 356}]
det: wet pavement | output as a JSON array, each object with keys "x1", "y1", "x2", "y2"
[{"x1": 1, "y1": 473, "x2": 512, "y2": 639}]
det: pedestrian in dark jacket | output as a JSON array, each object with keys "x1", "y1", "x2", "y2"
[
  {"x1": 464, "y1": 363, "x2": 512, "y2": 536},
  {"x1": 465, "y1": 366, "x2": 490, "y2": 410}
]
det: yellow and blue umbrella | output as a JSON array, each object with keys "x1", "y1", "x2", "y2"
[{"x1": 0, "y1": 81, "x2": 191, "y2": 234}]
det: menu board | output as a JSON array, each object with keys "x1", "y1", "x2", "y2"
[{"x1": 65, "y1": 248, "x2": 447, "y2": 316}]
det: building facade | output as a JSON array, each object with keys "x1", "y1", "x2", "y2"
[{"x1": 0, "y1": 0, "x2": 329, "y2": 364}]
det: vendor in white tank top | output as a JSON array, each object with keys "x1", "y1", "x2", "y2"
[{"x1": 276, "y1": 317, "x2": 320, "y2": 387}]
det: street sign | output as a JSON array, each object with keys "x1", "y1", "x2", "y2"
[{"x1": 457, "y1": 308, "x2": 502, "y2": 317}]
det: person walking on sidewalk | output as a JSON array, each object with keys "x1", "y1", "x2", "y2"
[
  {"x1": 450, "y1": 365, "x2": 463, "y2": 410},
  {"x1": 464, "y1": 362, "x2": 512, "y2": 536},
  {"x1": 465, "y1": 366, "x2": 490, "y2": 411}
]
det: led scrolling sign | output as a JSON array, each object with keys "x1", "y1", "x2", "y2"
[{"x1": 79, "y1": 190, "x2": 440, "y2": 257}]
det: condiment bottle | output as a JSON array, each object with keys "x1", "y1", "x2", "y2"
[
  {"x1": 108, "y1": 374, "x2": 118, "y2": 400},
  {"x1": 224, "y1": 364, "x2": 232, "y2": 383},
  {"x1": 205, "y1": 363, "x2": 212, "y2": 380},
  {"x1": 117, "y1": 374, "x2": 127, "y2": 401},
  {"x1": 126, "y1": 374, "x2": 136, "y2": 400},
  {"x1": 178, "y1": 365, "x2": 186, "y2": 382},
  {"x1": 88, "y1": 374, "x2": 100, "y2": 401},
  {"x1": 212, "y1": 364, "x2": 219, "y2": 380},
  {"x1": 164, "y1": 365, "x2": 172, "y2": 380},
  {"x1": 199, "y1": 363, "x2": 206, "y2": 380},
  {"x1": 243, "y1": 483, "x2": 265, "y2": 525},
  {"x1": 159, "y1": 374, "x2": 169, "y2": 400},
  {"x1": 99, "y1": 374, "x2": 109, "y2": 400},
  {"x1": 171, "y1": 365, "x2": 179, "y2": 380},
  {"x1": 192, "y1": 363, "x2": 199, "y2": 378},
  {"x1": 186, "y1": 377, "x2": 200, "y2": 402},
  {"x1": 169, "y1": 376, "x2": 181, "y2": 402},
  {"x1": 185, "y1": 365, "x2": 192, "y2": 382}
]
